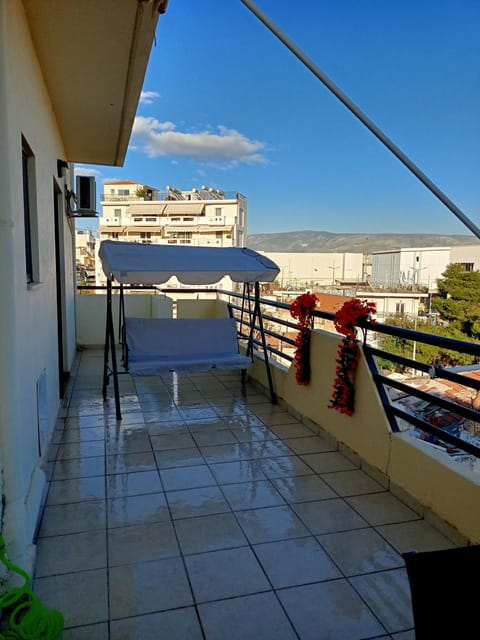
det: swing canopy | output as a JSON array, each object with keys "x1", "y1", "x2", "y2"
[{"x1": 99, "y1": 240, "x2": 280, "y2": 285}]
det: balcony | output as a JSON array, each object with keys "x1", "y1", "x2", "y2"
[{"x1": 30, "y1": 290, "x2": 479, "y2": 638}]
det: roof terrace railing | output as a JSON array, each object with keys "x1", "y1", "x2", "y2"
[{"x1": 221, "y1": 289, "x2": 480, "y2": 461}]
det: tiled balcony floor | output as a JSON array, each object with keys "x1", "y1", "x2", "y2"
[{"x1": 33, "y1": 349, "x2": 457, "y2": 639}]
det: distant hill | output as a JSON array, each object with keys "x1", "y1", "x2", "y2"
[{"x1": 246, "y1": 231, "x2": 480, "y2": 253}]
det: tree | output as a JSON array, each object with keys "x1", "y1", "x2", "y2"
[
  {"x1": 433, "y1": 264, "x2": 480, "y2": 338},
  {"x1": 378, "y1": 314, "x2": 476, "y2": 370},
  {"x1": 135, "y1": 186, "x2": 148, "y2": 199}
]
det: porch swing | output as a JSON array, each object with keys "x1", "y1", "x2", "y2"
[{"x1": 98, "y1": 240, "x2": 280, "y2": 419}]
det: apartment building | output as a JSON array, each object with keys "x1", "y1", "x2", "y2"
[
  {"x1": 75, "y1": 229, "x2": 96, "y2": 283},
  {"x1": 96, "y1": 181, "x2": 247, "y2": 288}
]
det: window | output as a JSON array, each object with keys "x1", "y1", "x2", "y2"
[
  {"x1": 456, "y1": 262, "x2": 474, "y2": 272},
  {"x1": 22, "y1": 137, "x2": 38, "y2": 283},
  {"x1": 215, "y1": 207, "x2": 222, "y2": 216},
  {"x1": 140, "y1": 232, "x2": 151, "y2": 239},
  {"x1": 183, "y1": 217, "x2": 194, "y2": 221},
  {"x1": 395, "y1": 303, "x2": 405, "y2": 314},
  {"x1": 146, "y1": 217, "x2": 156, "y2": 222},
  {"x1": 133, "y1": 217, "x2": 143, "y2": 222},
  {"x1": 119, "y1": 189, "x2": 130, "y2": 196},
  {"x1": 114, "y1": 208, "x2": 121, "y2": 216}
]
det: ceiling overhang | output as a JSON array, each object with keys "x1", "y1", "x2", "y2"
[{"x1": 23, "y1": 0, "x2": 168, "y2": 166}]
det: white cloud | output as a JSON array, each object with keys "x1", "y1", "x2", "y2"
[
  {"x1": 140, "y1": 91, "x2": 160, "y2": 104},
  {"x1": 131, "y1": 117, "x2": 267, "y2": 166},
  {"x1": 74, "y1": 166, "x2": 102, "y2": 177}
]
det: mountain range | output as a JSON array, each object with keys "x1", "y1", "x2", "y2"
[{"x1": 246, "y1": 231, "x2": 479, "y2": 253}]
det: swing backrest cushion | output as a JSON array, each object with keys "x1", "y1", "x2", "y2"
[{"x1": 124, "y1": 317, "x2": 251, "y2": 375}]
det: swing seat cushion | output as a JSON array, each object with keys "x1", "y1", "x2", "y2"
[{"x1": 124, "y1": 317, "x2": 251, "y2": 376}]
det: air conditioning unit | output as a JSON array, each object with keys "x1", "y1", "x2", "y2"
[{"x1": 75, "y1": 176, "x2": 98, "y2": 216}]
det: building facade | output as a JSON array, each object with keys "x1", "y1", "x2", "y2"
[
  {"x1": 96, "y1": 182, "x2": 247, "y2": 288},
  {"x1": 371, "y1": 247, "x2": 451, "y2": 291},
  {"x1": 0, "y1": 0, "x2": 163, "y2": 566},
  {"x1": 259, "y1": 251, "x2": 366, "y2": 289},
  {"x1": 75, "y1": 229, "x2": 96, "y2": 284}
]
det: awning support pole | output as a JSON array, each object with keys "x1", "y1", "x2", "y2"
[
  {"x1": 250, "y1": 282, "x2": 277, "y2": 403},
  {"x1": 102, "y1": 277, "x2": 122, "y2": 420}
]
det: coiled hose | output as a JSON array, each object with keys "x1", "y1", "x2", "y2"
[{"x1": 0, "y1": 533, "x2": 63, "y2": 639}]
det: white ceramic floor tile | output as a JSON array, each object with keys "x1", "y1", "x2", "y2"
[
  {"x1": 109, "y1": 557, "x2": 193, "y2": 619},
  {"x1": 221, "y1": 480, "x2": 285, "y2": 511},
  {"x1": 107, "y1": 492, "x2": 170, "y2": 528},
  {"x1": 349, "y1": 568, "x2": 414, "y2": 634},
  {"x1": 174, "y1": 512, "x2": 247, "y2": 555},
  {"x1": 38, "y1": 500, "x2": 107, "y2": 537},
  {"x1": 209, "y1": 459, "x2": 266, "y2": 484},
  {"x1": 106, "y1": 470, "x2": 163, "y2": 498},
  {"x1": 160, "y1": 464, "x2": 216, "y2": 491},
  {"x1": 198, "y1": 591, "x2": 298, "y2": 640},
  {"x1": 35, "y1": 530, "x2": 107, "y2": 576},
  {"x1": 317, "y1": 528, "x2": 404, "y2": 576},
  {"x1": 272, "y1": 474, "x2": 337, "y2": 503},
  {"x1": 278, "y1": 579, "x2": 386, "y2": 640},
  {"x1": 235, "y1": 505, "x2": 310, "y2": 544},
  {"x1": 34, "y1": 569, "x2": 108, "y2": 628},
  {"x1": 345, "y1": 492, "x2": 420, "y2": 525},
  {"x1": 293, "y1": 498, "x2": 368, "y2": 535},
  {"x1": 184, "y1": 546, "x2": 271, "y2": 602},
  {"x1": 110, "y1": 607, "x2": 203, "y2": 640},
  {"x1": 253, "y1": 536, "x2": 341, "y2": 588},
  {"x1": 108, "y1": 521, "x2": 180, "y2": 566},
  {"x1": 166, "y1": 486, "x2": 230, "y2": 519}
]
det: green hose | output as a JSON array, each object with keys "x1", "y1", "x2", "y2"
[{"x1": 0, "y1": 534, "x2": 64, "y2": 640}]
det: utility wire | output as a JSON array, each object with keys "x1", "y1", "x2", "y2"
[{"x1": 240, "y1": 0, "x2": 480, "y2": 240}]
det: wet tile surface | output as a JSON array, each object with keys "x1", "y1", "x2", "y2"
[{"x1": 32, "y1": 350, "x2": 458, "y2": 638}]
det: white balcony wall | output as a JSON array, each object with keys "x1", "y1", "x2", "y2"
[
  {"x1": 76, "y1": 294, "x2": 173, "y2": 346},
  {"x1": 0, "y1": 1, "x2": 77, "y2": 564}
]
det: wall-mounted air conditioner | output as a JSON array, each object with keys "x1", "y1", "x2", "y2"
[{"x1": 75, "y1": 176, "x2": 98, "y2": 216}]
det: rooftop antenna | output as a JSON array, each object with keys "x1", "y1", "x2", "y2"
[{"x1": 240, "y1": 0, "x2": 480, "y2": 241}]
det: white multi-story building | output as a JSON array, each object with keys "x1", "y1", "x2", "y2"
[
  {"x1": 371, "y1": 247, "x2": 451, "y2": 291},
  {"x1": 75, "y1": 229, "x2": 96, "y2": 283},
  {"x1": 97, "y1": 181, "x2": 247, "y2": 288},
  {"x1": 259, "y1": 251, "x2": 366, "y2": 288}
]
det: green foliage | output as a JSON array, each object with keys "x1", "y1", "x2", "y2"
[
  {"x1": 135, "y1": 186, "x2": 148, "y2": 199},
  {"x1": 433, "y1": 264, "x2": 480, "y2": 338},
  {"x1": 378, "y1": 314, "x2": 477, "y2": 370}
]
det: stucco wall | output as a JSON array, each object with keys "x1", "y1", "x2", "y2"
[
  {"x1": 0, "y1": 0, "x2": 76, "y2": 564},
  {"x1": 76, "y1": 294, "x2": 173, "y2": 346}
]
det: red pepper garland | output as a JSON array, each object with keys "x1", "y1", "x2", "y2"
[
  {"x1": 289, "y1": 293, "x2": 318, "y2": 386},
  {"x1": 329, "y1": 299, "x2": 376, "y2": 415}
]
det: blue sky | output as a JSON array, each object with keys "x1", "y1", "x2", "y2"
[{"x1": 76, "y1": 0, "x2": 479, "y2": 237}]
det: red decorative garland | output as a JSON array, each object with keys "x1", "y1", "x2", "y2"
[
  {"x1": 289, "y1": 293, "x2": 318, "y2": 386},
  {"x1": 329, "y1": 299, "x2": 376, "y2": 415}
]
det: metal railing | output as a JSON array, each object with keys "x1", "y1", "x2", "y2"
[{"x1": 219, "y1": 288, "x2": 480, "y2": 460}]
